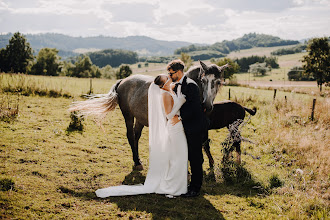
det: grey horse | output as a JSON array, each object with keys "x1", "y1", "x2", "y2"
[{"x1": 70, "y1": 61, "x2": 229, "y2": 170}]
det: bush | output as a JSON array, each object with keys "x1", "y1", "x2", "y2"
[
  {"x1": 116, "y1": 65, "x2": 132, "y2": 79},
  {"x1": 66, "y1": 112, "x2": 84, "y2": 133},
  {"x1": 248, "y1": 62, "x2": 271, "y2": 76},
  {"x1": 288, "y1": 66, "x2": 313, "y2": 81},
  {"x1": 269, "y1": 174, "x2": 283, "y2": 188},
  {"x1": 271, "y1": 44, "x2": 307, "y2": 56},
  {"x1": 0, "y1": 178, "x2": 15, "y2": 191}
]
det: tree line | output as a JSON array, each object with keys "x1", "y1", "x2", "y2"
[
  {"x1": 175, "y1": 33, "x2": 299, "y2": 58},
  {"x1": 0, "y1": 32, "x2": 135, "y2": 79},
  {"x1": 1, "y1": 32, "x2": 329, "y2": 90},
  {"x1": 234, "y1": 56, "x2": 279, "y2": 72},
  {"x1": 271, "y1": 44, "x2": 307, "y2": 56}
]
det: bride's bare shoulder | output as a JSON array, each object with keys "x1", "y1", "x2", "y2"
[{"x1": 162, "y1": 91, "x2": 173, "y2": 102}]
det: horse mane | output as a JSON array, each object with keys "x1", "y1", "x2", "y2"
[{"x1": 185, "y1": 65, "x2": 202, "y2": 82}]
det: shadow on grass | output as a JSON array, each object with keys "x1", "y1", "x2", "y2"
[
  {"x1": 60, "y1": 170, "x2": 225, "y2": 219},
  {"x1": 203, "y1": 161, "x2": 267, "y2": 197},
  {"x1": 60, "y1": 164, "x2": 264, "y2": 219}
]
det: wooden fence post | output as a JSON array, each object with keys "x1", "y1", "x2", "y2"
[
  {"x1": 273, "y1": 89, "x2": 277, "y2": 100},
  {"x1": 311, "y1": 99, "x2": 316, "y2": 121},
  {"x1": 89, "y1": 78, "x2": 93, "y2": 94},
  {"x1": 229, "y1": 88, "x2": 231, "y2": 100}
]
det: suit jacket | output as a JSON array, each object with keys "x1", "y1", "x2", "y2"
[{"x1": 179, "y1": 76, "x2": 206, "y2": 135}]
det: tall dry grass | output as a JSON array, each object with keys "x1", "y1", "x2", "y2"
[{"x1": 218, "y1": 86, "x2": 329, "y2": 204}]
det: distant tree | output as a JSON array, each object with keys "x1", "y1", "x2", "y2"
[
  {"x1": 66, "y1": 55, "x2": 101, "y2": 78},
  {"x1": 0, "y1": 49, "x2": 6, "y2": 72},
  {"x1": 29, "y1": 48, "x2": 61, "y2": 76},
  {"x1": 88, "y1": 49, "x2": 138, "y2": 68},
  {"x1": 271, "y1": 44, "x2": 307, "y2": 56},
  {"x1": 60, "y1": 61, "x2": 75, "y2": 76},
  {"x1": 302, "y1": 37, "x2": 330, "y2": 91},
  {"x1": 248, "y1": 62, "x2": 270, "y2": 76},
  {"x1": 265, "y1": 56, "x2": 279, "y2": 69},
  {"x1": 211, "y1": 57, "x2": 240, "y2": 79},
  {"x1": 0, "y1": 32, "x2": 33, "y2": 73},
  {"x1": 144, "y1": 62, "x2": 149, "y2": 67},
  {"x1": 179, "y1": 52, "x2": 193, "y2": 71},
  {"x1": 116, "y1": 65, "x2": 132, "y2": 79},
  {"x1": 100, "y1": 65, "x2": 115, "y2": 79},
  {"x1": 235, "y1": 55, "x2": 279, "y2": 72},
  {"x1": 138, "y1": 63, "x2": 142, "y2": 68}
]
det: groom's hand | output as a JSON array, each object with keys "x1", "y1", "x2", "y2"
[{"x1": 171, "y1": 115, "x2": 181, "y2": 125}]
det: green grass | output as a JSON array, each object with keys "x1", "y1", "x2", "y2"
[
  {"x1": 0, "y1": 48, "x2": 328, "y2": 219},
  {"x1": 1, "y1": 74, "x2": 329, "y2": 219},
  {"x1": 232, "y1": 52, "x2": 308, "y2": 81}
]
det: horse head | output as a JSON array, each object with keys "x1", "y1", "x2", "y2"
[{"x1": 198, "y1": 60, "x2": 229, "y2": 112}]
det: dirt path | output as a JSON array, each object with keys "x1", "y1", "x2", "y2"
[{"x1": 238, "y1": 80, "x2": 317, "y2": 88}]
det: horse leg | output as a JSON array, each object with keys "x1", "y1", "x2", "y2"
[
  {"x1": 202, "y1": 131, "x2": 214, "y2": 169},
  {"x1": 133, "y1": 121, "x2": 144, "y2": 170},
  {"x1": 123, "y1": 114, "x2": 141, "y2": 170}
]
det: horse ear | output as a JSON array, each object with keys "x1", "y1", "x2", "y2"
[
  {"x1": 198, "y1": 68, "x2": 205, "y2": 80},
  {"x1": 217, "y1": 63, "x2": 230, "y2": 72},
  {"x1": 199, "y1": 60, "x2": 208, "y2": 72}
]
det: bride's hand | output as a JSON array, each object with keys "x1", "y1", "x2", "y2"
[{"x1": 171, "y1": 115, "x2": 181, "y2": 125}]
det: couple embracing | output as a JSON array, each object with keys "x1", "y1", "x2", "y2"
[{"x1": 96, "y1": 59, "x2": 207, "y2": 198}]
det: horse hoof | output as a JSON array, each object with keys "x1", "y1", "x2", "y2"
[{"x1": 134, "y1": 165, "x2": 144, "y2": 171}]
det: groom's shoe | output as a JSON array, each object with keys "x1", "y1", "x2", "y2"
[{"x1": 181, "y1": 190, "x2": 200, "y2": 198}]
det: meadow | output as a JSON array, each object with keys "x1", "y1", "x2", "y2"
[{"x1": 0, "y1": 69, "x2": 329, "y2": 219}]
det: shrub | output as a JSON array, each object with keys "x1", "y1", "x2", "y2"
[
  {"x1": 288, "y1": 66, "x2": 314, "y2": 81},
  {"x1": 269, "y1": 174, "x2": 283, "y2": 188},
  {"x1": 66, "y1": 111, "x2": 84, "y2": 133},
  {"x1": 116, "y1": 65, "x2": 132, "y2": 79},
  {"x1": 0, "y1": 178, "x2": 15, "y2": 191}
]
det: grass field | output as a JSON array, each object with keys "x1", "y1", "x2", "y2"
[{"x1": 1, "y1": 72, "x2": 329, "y2": 219}]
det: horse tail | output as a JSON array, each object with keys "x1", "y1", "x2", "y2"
[
  {"x1": 69, "y1": 79, "x2": 122, "y2": 122},
  {"x1": 243, "y1": 106, "x2": 257, "y2": 116}
]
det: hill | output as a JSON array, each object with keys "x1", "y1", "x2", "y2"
[
  {"x1": 0, "y1": 33, "x2": 192, "y2": 57},
  {"x1": 175, "y1": 33, "x2": 300, "y2": 60}
]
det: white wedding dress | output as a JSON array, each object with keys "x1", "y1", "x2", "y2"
[{"x1": 95, "y1": 83, "x2": 188, "y2": 198}]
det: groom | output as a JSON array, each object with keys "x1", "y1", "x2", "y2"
[{"x1": 167, "y1": 59, "x2": 206, "y2": 197}]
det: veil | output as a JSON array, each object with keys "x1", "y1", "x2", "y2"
[
  {"x1": 144, "y1": 83, "x2": 169, "y2": 192},
  {"x1": 148, "y1": 82, "x2": 168, "y2": 154},
  {"x1": 95, "y1": 82, "x2": 169, "y2": 197}
]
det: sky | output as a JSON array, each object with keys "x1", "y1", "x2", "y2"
[{"x1": 0, "y1": 0, "x2": 329, "y2": 44}]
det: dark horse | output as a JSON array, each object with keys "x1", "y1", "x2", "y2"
[
  {"x1": 70, "y1": 61, "x2": 229, "y2": 170},
  {"x1": 203, "y1": 101, "x2": 256, "y2": 168}
]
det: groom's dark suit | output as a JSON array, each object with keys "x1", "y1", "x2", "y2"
[{"x1": 174, "y1": 75, "x2": 206, "y2": 192}]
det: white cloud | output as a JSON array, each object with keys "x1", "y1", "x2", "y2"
[
  {"x1": 102, "y1": 2, "x2": 157, "y2": 23},
  {"x1": 0, "y1": 0, "x2": 329, "y2": 43}
]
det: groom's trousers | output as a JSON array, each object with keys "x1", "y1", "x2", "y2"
[{"x1": 186, "y1": 132, "x2": 203, "y2": 192}]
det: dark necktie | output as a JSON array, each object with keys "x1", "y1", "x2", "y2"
[{"x1": 173, "y1": 83, "x2": 182, "y2": 94}]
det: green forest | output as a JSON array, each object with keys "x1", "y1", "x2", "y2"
[{"x1": 175, "y1": 33, "x2": 300, "y2": 60}]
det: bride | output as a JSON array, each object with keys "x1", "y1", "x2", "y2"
[{"x1": 95, "y1": 74, "x2": 188, "y2": 198}]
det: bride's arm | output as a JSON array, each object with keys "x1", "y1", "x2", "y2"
[{"x1": 165, "y1": 86, "x2": 186, "y2": 120}]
